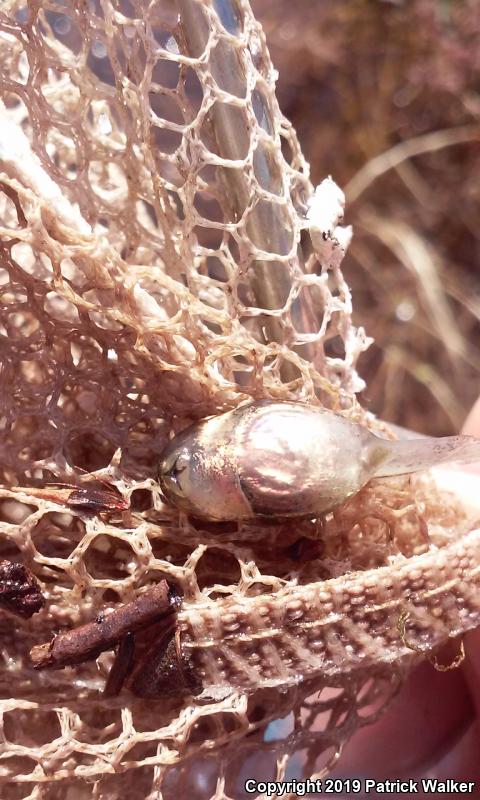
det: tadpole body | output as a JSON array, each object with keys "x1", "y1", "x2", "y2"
[{"x1": 158, "y1": 401, "x2": 480, "y2": 521}]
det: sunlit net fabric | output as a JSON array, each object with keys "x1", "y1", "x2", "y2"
[{"x1": 0, "y1": 1, "x2": 470, "y2": 798}]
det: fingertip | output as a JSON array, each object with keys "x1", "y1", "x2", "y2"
[
  {"x1": 462, "y1": 397, "x2": 480, "y2": 437},
  {"x1": 463, "y1": 629, "x2": 480, "y2": 719}
]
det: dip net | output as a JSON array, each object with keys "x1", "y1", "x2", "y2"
[{"x1": 0, "y1": 1, "x2": 475, "y2": 798}]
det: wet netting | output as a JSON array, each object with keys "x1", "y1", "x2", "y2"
[{"x1": 0, "y1": 2, "x2": 478, "y2": 798}]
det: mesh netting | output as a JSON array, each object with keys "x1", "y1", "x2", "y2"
[{"x1": 0, "y1": 1, "x2": 478, "y2": 798}]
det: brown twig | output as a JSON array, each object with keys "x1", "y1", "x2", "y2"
[
  {"x1": 7, "y1": 481, "x2": 129, "y2": 512},
  {"x1": 104, "y1": 632, "x2": 135, "y2": 697},
  {"x1": 30, "y1": 581, "x2": 177, "y2": 670}
]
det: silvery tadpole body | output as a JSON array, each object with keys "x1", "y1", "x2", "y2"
[{"x1": 158, "y1": 401, "x2": 480, "y2": 521}]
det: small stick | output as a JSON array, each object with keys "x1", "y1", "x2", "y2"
[
  {"x1": 7, "y1": 482, "x2": 129, "y2": 512},
  {"x1": 104, "y1": 632, "x2": 136, "y2": 697},
  {"x1": 30, "y1": 581, "x2": 177, "y2": 670}
]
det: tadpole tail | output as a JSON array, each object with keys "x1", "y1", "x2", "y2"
[{"x1": 372, "y1": 434, "x2": 480, "y2": 478}]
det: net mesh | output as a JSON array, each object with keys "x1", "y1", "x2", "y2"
[{"x1": 0, "y1": 1, "x2": 476, "y2": 798}]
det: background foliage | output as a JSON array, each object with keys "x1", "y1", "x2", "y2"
[{"x1": 254, "y1": 0, "x2": 480, "y2": 434}]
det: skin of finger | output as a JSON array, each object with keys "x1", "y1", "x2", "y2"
[
  {"x1": 320, "y1": 405, "x2": 480, "y2": 781},
  {"x1": 461, "y1": 400, "x2": 480, "y2": 721},
  {"x1": 325, "y1": 661, "x2": 474, "y2": 779},
  {"x1": 462, "y1": 397, "x2": 480, "y2": 438}
]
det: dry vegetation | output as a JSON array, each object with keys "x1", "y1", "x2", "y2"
[{"x1": 255, "y1": 0, "x2": 480, "y2": 434}]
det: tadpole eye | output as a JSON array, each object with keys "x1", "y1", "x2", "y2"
[
  {"x1": 159, "y1": 451, "x2": 189, "y2": 499},
  {"x1": 169, "y1": 459, "x2": 186, "y2": 487}
]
